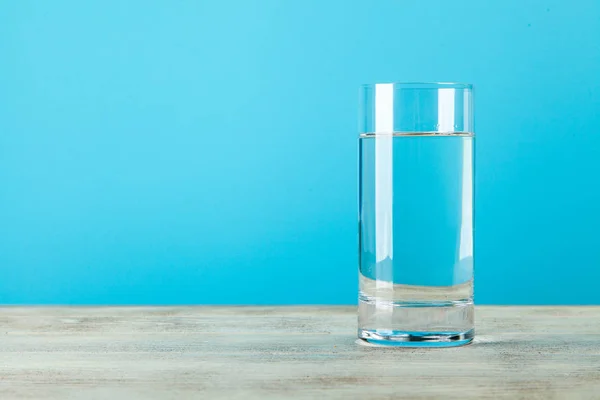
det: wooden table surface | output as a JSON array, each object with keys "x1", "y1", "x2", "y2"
[{"x1": 2, "y1": 306, "x2": 600, "y2": 399}]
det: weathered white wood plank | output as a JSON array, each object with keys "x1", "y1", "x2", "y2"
[{"x1": 1, "y1": 306, "x2": 600, "y2": 399}]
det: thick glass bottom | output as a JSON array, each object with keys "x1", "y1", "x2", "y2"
[
  {"x1": 358, "y1": 284, "x2": 474, "y2": 348},
  {"x1": 358, "y1": 328, "x2": 474, "y2": 347}
]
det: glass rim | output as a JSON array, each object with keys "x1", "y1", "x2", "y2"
[{"x1": 361, "y1": 82, "x2": 473, "y2": 90}]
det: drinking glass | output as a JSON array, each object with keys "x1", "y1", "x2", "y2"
[{"x1": 358, "y1": 82, "x2": 474, "y2": 347}]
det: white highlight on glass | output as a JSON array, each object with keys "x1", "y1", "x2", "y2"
[
  {"x1": 374, "y1": 83, "x2": 394, "y2": 267},
  {"x1": 437, "y1": 88, "x2": 456, "y2": 132},
  {"x1": 456, "y1": 135, "x2": 474, "y2": 283}
]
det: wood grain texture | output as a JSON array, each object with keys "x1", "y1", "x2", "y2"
[{"x1": 1, "y1": 306, "x2": 600, "y2": 399}]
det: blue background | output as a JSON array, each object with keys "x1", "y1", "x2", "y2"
[{"x1": 1, "y1": 0, "x2": 599, "y2": 305}]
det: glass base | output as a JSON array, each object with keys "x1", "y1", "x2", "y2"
[{"x1": 358, "y1": 328, "x2": 474, "y2": 347}]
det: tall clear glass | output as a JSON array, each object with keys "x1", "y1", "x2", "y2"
[{"x1": 358, "y1": 82, "x2": 474, "y2": 347}]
